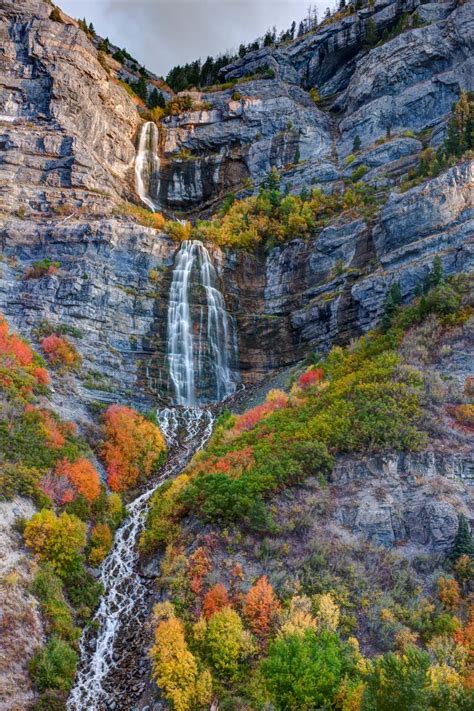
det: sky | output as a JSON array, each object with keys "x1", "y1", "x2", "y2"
[{"x1": 59, "y1": 0, "x2": 329, "y2": 78}]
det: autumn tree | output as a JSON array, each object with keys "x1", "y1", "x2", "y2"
[
  {"x1": 150, "y1": 615, "x2": 212, "y2": 711},
  {"x1": 202, "y1": 584, "x2": 230, "y2": 619},
  {"x1": 244, "y1": 576, "x2": 281, "y2": 639},
  {"x1": 23, "y1": 509, "x2": 87, "y2": 577},
  {"x1": 40, "y1": 334, "x2": 81, "y2": 370},
  {"x1": 205, "y1": 607, "x2": 252, "y2": 677},
  {"x1": 55, "y1": 457, "x2": 101, "y2": 501},
  {"x1": 88, "y1": 523, "x2": 113, "y2": 566},
  {"x1": 438, "y1": 577, "x2": 461, "y2": 610},
  {"x1": 101, "y1": 404, "x2": 166, "y2": 491}
]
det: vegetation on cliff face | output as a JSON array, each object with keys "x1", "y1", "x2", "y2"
[
  {"x1": 141, "y1": 269, "x2": 474, "y2": 710},
  {"x1": 0, "y1": 315, "x2": 168, "y2": 706}
]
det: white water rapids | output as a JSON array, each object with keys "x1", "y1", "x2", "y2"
[{"x1": 68, "y1": 408, "x2": 214, "y2": 710}]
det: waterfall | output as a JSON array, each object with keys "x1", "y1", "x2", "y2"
[
  {"x1": 68, "y1": 409, "x2": 215, "y2": 710},
  {"x1": 166, "y1": 240, "x2": 238, "y2": 405},
  {"x1": 134, "y1": 121, "x2": 160, "y2": 211}
]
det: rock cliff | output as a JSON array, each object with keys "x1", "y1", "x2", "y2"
[{"x1": 0, "y1": 0, "x2": 472, "y2": 399}]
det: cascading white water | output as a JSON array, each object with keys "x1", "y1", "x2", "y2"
[
  {"x1": 68, "y1": 232, "x2": 238, "y2": 710},
  {"x1": 67, "y1": 408, "x2": 214, "y2": 710},
  {"x1": 134, "y1": 120, "x2": 160, "y2": 211},
  {"x1": 167, "y1": 240, "x2": 237, "y2": 405}
]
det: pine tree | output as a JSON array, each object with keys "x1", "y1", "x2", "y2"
[
  {"x1": 382, "y1": 282, "x2": 402, "y2": 330},
  {"x1": 449, "y1": 514, "x2": 474, "y2": 562},
  {"x1": 364, "y1": 18, "x2": 378, "y2": 48},
  {"x1": 353, "y1": 135, "x2": 361, "y2": 152}
]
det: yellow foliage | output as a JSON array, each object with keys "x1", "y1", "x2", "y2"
[
  {"x1": 24, "y1": 509, "x2": 87, "y2": 576},
  {"x1": 428, "y1": 663, "x2": 463, "y2": 690},
  {"x1": 438, "y1": 577, "x2": 461, "y2": 610},
  {"x1": 152, "y1": 600, "x2": 176, "y2": 624},
  {"x1": 315, "y1": 592, "x2": 340, "y2": 631},
  {"x1": 395, "y1": 627, "x2": 420, "y2": 651},
  {"x1": 150, "y1": 616, "x2": 212, "y2": 711},
  {"x1": 278, "y1": 595, "x2": 317, "y2": 637}
]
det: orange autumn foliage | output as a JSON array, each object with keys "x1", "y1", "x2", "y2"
[
  {"x1": 38, "y1": 410, "x2": 66, "y2": 448},
  {"x1": 0, "y1": 316, "x2": 48, "y2": 391},
  {"x1": 40, "y1": 334, "x2": 81, "y2": 370},
  {"x1": 454, "y1": 606, "x2": 474, "y2": 689},
  {"x1": 213, "y1": 446, "x2": 255, "y2": 476},
  {"x1": 188, "y1": 546, "x2": 212, "y2": 597},
  {"x1": 202, "y1": 584, "x2": 230, "y2": 619},
  {"x1": 102, "y1": 404, "x2": 166, "y2": 492},
  {"x1": 55, "y1": 457, "x2": 101, "y2": 502},
  {"x1": 437, "y1": 576, "x2": 461, "y2": 610},
  {"x1": 244, "y1": 575, "x2": 280, "y2": 639}
]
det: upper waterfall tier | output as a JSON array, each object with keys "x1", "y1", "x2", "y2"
[
  {"x1": 166, "y1": 240, "x2": 238, "y2": 406},
  {"x1": 135, "y1": 121, "x2": 160, "y2": 211}
]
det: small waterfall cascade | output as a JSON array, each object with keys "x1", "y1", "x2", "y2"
[
  {"x1": 67, "y1": 408, "x2": 214, "y2": 710},
  {"x1": 166, "y1": 239, "x2": 238, "y2": 405},
  {"x1": 134, "y1": 120, "x2": 160, "y2": 211}
]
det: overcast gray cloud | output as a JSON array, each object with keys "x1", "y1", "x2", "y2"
[{"x1": 59, "y1": 0, "x2": 328, "y2": 77}]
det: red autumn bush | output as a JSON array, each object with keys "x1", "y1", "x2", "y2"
[
  {"x1": 213, "y1": 446, "x2": 255, "y2": 475},
  {"x1": 298, "y1": 367, "x2": 324, "y2": 390},
  {"x1": 244, "y1": 576, "x2": 280, "y2": 639},
  {"x1": 40, "y1": 334, "x2": 81, "y2": 370},
  {"x1": 39, "y1": 471, "x2": 75, "y2": 505},
  {"x1": 33, "y1": 367, "x2": 50, "y2": 386},
  {"x1": 202, "y1": 584, "x2": 230, "y2": 619},
  {"x1": 55, "y1": 458, "x2": 101, "y2": 502},
  {"x1": 101, "y1": 404, "x2": 166, "y2": 492}
]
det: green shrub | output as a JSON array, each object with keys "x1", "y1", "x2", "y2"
[
  {"x1": 32, "y1": 565, "x2": 80, "y2": 643},
  {"x1": 257, "y1": 630, "x2": 355, "y2": 709},
  {"x1": 351, "y1": 164, "x2": 369, "y2": 182},
  {"x1": 29, "y1": 637, "x2": 77, "y2": 693}
]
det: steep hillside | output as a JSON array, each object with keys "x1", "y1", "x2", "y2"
[{"x1": 0, "y1": 0, "x2": 472, "y2": 709}]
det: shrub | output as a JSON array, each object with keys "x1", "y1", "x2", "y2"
[
  {"x1": 0, "y1": 463, "x2": 47, "y2": 506},
  {"x1": 452, "y1": 404, "x2": 474, "y2": 428},
  {"x1": 23, "y1": 509, "x2": 87, "y2": 578},
  {"x1": 40, "y1": 335, "x2": 81, "y2": 370},
  {"x1": 118, "y1": 201, "x2": 165, "y2": 230},
  {"x1": 351, "y1": 164, "x2": 369, "y2": 182},
  {"x1": 298, "y1": 367, "x2": 324, "y2": 390},
  {"x1": 54, "y1": 458, "x2": 101, "y2": 502},
  {"x1": 88, "y1": 522, "x2": 113, "y2": 566},
  {"x1": 32, "y1": 565, "x2": 79, "y2": 642},
  {"x1": 101, "y1": 404, "x2": 166, "y2": 491},
  {"x1": 29, "y1": 636, "x2": 77, "y2": 693},
  {"x1": 231, "y1": 90, "x2": 242, "y2": 101},
  {"x1": 49, "y1": 7, "x2": 63, "y2": 23},
  {"x1": 362, "y1": 645, "x2": 432, "y2": 710},
  {"x1": 309, "y1": 87, "x2": 320, "y2": 104},
  {"x1": 24, "y1": 259, "x2": 60, "y2": 280}
]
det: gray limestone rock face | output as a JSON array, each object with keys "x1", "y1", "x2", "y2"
[{"x1": 331, "y1": 452, "x2": 474, "y2": 552}]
